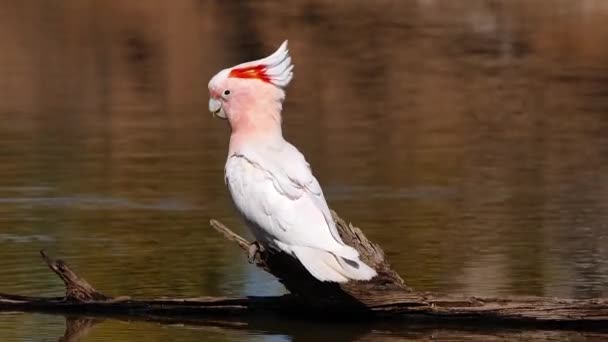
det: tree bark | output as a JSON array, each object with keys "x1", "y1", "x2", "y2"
[{"x1": 0, "y1": 211, "x2": 606, "y2": 331}]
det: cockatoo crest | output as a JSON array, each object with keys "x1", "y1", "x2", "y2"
[{"x1": 228, "y1": 41, "x2": 293, "y2": 88}]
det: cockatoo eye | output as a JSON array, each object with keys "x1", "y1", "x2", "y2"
[{"x1": 223, "y1": 90, "x2": 231, "y2": 96}]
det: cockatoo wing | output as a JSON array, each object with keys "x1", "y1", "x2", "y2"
[{"x1": 225, "y1": 142, "x2": 357, "y2": 259}]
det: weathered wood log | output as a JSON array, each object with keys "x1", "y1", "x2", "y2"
[
  {"x1": 209, "y1": 210, "x2": 608, "y2": 328},
  {"x1": 0, "y1": 210, "x2": 607, "y2": 331}
]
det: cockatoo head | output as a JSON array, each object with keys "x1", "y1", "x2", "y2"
[{"x1": 208, "y1": 41, "x2": 293, "y2": 133}]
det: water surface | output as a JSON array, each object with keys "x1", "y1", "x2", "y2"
[{"x1": 0, "y1": 0, "x2": 607, "y2": 340}]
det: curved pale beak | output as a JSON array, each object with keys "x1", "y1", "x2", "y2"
[{"x1": 208, "y1": 98, "x2": 226, "y2": 119}]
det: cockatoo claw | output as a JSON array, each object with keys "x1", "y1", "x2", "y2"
[{"x1": 248, "y1": 241, "x2": 264, "y2": 264}]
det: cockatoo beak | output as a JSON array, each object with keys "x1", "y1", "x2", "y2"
[{"x1": 209, "y1": 98, "x2": 226, "y2": 119}]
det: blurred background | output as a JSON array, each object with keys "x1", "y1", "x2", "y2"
[{"x1": 0, "y1": 0, "x2": 607, "y2": 341}]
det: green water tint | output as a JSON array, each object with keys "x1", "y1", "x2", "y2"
[{"x1": 1, "y1": 0, "x2": 607, "y2": 340}]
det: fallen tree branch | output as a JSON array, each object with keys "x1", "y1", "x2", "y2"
[
  {"x1": 209, "y1": 210, "x2": 608, "y2": 328},
  {"x1": 0, "y1": 210, "x2": 606, "y2": 331}
]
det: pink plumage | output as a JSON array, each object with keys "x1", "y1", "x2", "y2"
[{"x1": 207, "y1": 41, "x2": 377, "y2": 283}]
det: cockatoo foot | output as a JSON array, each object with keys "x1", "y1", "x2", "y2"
[{"x1": 247, "y1": 241, "x2": 264, "y2": 264}]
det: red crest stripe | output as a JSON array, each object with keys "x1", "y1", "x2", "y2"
[{"x1": 229, "y1": 65, "x2": 271, "y2": 83}]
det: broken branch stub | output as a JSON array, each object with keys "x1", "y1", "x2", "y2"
[{"x1": 40, "y1": 250, "x2": 109, "y2": 302}]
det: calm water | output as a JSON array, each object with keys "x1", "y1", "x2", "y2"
[{"x1": 1, "y1": 0, "x2": 608, "y2": 341}]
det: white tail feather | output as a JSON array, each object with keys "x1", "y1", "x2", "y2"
[
  {"x1": 333, "y1": 245, "x2": 359, "y2": 260},
  {"x1": 291, "y1": 246, "x2": 377, "y2": 283},
  {"x1": 336, "y1": 254, "x2": 377, "y2": 281}
]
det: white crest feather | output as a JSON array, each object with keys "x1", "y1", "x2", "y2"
[{"x1": 230, "y1": 40, "x2": 294, "y2": 88}]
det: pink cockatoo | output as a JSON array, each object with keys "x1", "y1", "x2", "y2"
[{"x1": 207, "y1": 41, "x2": 377, "y2": 283}]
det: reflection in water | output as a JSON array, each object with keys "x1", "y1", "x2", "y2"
[
  {"x1": 0, "y1": 0, "x2": 607, "y2": 341},
  {"x1": 58, "y1": 316, "x2": 103, "y2": 342},
  {"x1": 0, "y1": 313, "x2": 603, "y2": 342}
]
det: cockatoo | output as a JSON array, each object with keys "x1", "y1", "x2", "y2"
[{"x1": 208, "y1": 41, "x2": 377, "y2": 283}]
